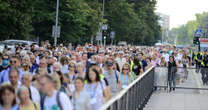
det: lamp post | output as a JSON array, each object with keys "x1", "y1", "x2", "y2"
[
  {"x1": 102, "y1": 0, "x2": 105, "y2": 19},
  {"x1": 54, "y1": 0, "x2": 59, "y2": 46},
  {"x1": 101, "y1": 0, "x2": 105, "y2": 46},
  {"x1": 104, "y1": 36, "x2": 106, "y2": 48}
]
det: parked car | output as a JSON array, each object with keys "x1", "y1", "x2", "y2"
[
  {"x1": 118, "y1": 41, "x2": 127, "y2": 46},
  {"x1": 0, "y1": 40, "x2": 38, "y2": 52},
  {"x1": 4, "y1": 40, "x2": 38, "y2": 46}
]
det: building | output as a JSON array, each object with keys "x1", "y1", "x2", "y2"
[{"x1": 156, "y1": 12, "x2": 170, "y2": 43}]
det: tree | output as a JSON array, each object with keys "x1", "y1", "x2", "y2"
[
  {"x1": 168, "y1": 12, "x2": 208, "y2": 46},
  {"x1": 0, "y1": 0, "x2": 34, "y2": 40},
  {"x1": 104, "y1": 0, "x2": 160, "y2": 45},
  {"x1": 105, "y1": 0, "x2": 139, "y2": 44},
  {"x1": 0, "y1": 0, "x2": 160, "y2": 45},
  {"x1": 133, "y1": 0, "x2": 161, "y2": 45},
  {"x1": 31, "y1": 0, "x2": 102, "y2": 45}
]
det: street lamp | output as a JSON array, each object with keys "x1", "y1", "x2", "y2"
[
  {"x1": 54, "y1": 0, "x2": 59, "y2": 46},
  {"x1": 104, "y1": 36, "x2": 106, "y2": 48},
  {"x1": 102, "y1": 0, "x2": 105, "y2": 19}
]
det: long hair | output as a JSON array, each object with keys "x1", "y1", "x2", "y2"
[
  {"x1": 85, "y1": 68, "x2": 101, "y2": 83},
  {"x1": 121, "y1": 63, "x2": 131, "y2": 77},
  {"x1": 169, "y1": 56, "x2": 175, "y2": 62},
  {"x1": 0, "y1": 83, "x2": 16, "y2": 106},
  {"x1": 60, "y1": 56, "x2": 69, "y2": 65}
]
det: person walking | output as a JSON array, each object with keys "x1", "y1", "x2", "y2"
[
  {"x1": 195, "y1": 51, "x2": 202, "y2": 73},
  {"x1": 0, "y1": 83, "x2": 19, "y2": 110},
  {"x1": 84, "y1": 68, "x2": 106, "y2": 110},
  {"x1": 17, "y1": 86, "x2": 40, "y2": 110},
  {"x1": 167, "y1": 56, "x2": 177, "y2": 92},
  {"x1": 38, "y1": 74, "x2": 73, "y2": 110},
  {"x1": 72, "y1": 77, "x2": 91, "y2": 110},
  {"x1": 201, "y1": 51, "x2": 208, "y2": 85}
]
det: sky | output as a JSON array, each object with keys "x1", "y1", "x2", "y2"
[{"x1": 156, "y1": 0, "x2": 208, "y2": 29}]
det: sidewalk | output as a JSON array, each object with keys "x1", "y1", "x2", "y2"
[
  {"x1": 144, "y1": 67, "x2": 208, "y2": 110},
  {"x1": 144, "y1": 90, "x2": 208, "y2": 110}
]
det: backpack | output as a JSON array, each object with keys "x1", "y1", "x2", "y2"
[
  {"x1": 114, "y1": 70, "x2": 119, "y2": 84},
  {"x1": 40, "y1": 91, "x2": 63, "y2": 110},
  {"x1": 33, "y1": 102, "x2": 38, "y2": 110},
  {"x1": 100, "y1": 80, "x2": 106, "y2": 97}
]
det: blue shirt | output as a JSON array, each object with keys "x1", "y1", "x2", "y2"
[
  {"x1": 121, "y1": 74, "x2": 129, "y2": 87},
  {"x1": 0, "y1": 105, "x2": 19, "y2": 110},
  {"x1": 30, "y1": 63, "x2": 39, "y2": 73},
  {"x1": 141, "y1": 60, "x2": 147, "y2": 71},
  {"x1": 0, "y1": 67, "x2": 23, "y2": 84}
]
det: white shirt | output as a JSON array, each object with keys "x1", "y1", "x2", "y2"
[
  {"x1": 71, "y1": 91, "x2": 91, "y2": 110},
  {"x1": 29, "y1": 86, "x2": 40, "y2": 104},
  {"x1": 44, "y1": 91, "x2": 73, "y2": 110},
  {"x1": 175, "y1": 54, "x2": 182, "y2": 62},
  {"x1": 84, "y1": 81, "x2": 106, "y2": 110},
  {"x1": 163, "y1": 53, "x2": 169, "y2": 62},
  {"x1": 36, "y1": 56, "x2": 40, "y2": 65},
  {"x1": 61, "y1": 65, "x2": 69, "y2": 74},
  {"x1": 115, "y1": 57, "x2": 126, "y2": 71}
]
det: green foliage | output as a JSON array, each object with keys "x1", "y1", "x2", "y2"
[
  {"x1": 105, "y1": 0, "x2": 138, "y2": 43},
  {"x1": 32, "y1": 0, "x2": 102, "y2": 44},
  {"x1": 169, "y1": 12, "x2": 208, "y2": 46},
  {"x1": 105, "y1": 0, "x2": 161, "y2": 45},
  {"x1": 0, "y1": 0, "x2": 161, "y2": 45},
  {"x1": 0, "y1": 0, "x2": 34, "y2": 40}
]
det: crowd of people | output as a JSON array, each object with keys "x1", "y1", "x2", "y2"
[{"x1": 0, "y1": 40, "x2": 206, "y2": 110}]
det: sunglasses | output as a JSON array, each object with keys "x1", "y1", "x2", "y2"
[
  {"x1": 2, "y1": 58, "x2": 9, "y2": 60},
  {"x1": 69, "y1": 65, "x2": 75, "y2": 68},
  {"x1": 39, "y1": 62, "x2": 46, "y2": 65},
  {"x1": 23, "y1": 65, "x2": 30, "y2": 67},
  {"x1": 123, "y1": 68, "x2": 129, "y2": 71},
  {"x1": 10, "y1": 60, "x2": 17, "y2": 64}
]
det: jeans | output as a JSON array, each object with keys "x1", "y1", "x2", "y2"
[
  {"x1": 168, "y1": 72, "x2": 176, "y2": 90},
  {"x1": 196, "y1": 63, "x2": 201, "y2": 73},
  {"x1": 201, "y1": 68, "x2": 208, "y2": 85}
]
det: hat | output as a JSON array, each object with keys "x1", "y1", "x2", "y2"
[
  {"x1": 118, "y1": 51, "x2": 124, "y2": 54},
  {"x1": 99, "y1": 50, "x2": 105, "y2": 54},
  {"x1": 39, "y1": 47, "x2": 44, "y2": 51}
]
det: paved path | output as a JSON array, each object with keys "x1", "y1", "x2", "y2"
[
  {"x1": 144, "y1": 67, "x2": 208, "y2": 110},
  {"x1": 143, "y1": 90, "x2": 208, "y2": 110}
]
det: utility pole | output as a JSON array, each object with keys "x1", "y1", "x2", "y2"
[
  {"x1": 102, "y1": 0, "x2": 105, "y2": 19},
  {"x1": 161, "y1": 28, "x2": 164, "y2": 44},
  {"x1": 102, "y1": 0, "x2": 105, "y2": 46},
  {"x1": 54, "y1": 0, "x2": 59, "y2": 46},
  {"x1": 104, "y1": 36, "x2": 106, "y2": 48}
]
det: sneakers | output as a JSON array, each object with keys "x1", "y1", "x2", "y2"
[{"x1": 169, "y1": 87, "x2": 175, "y2": 92}]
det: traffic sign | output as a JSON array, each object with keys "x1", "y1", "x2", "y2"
[
  {"x1": 102, "y1": 24, "x2": 108, "y2": 30},
  {"x1": 52, "y1": 25, "x2": 61, "y2": 38},
  {"x1": 110, "y1": 31, "x2": 115, "y2": 39},
  {"x1": 199, "y1": 38, "x2": 208, "y2": 42},
  {"x1": 194, "y1": 29, "x2": 203, "y2": 37},
  {"x1": 96, "y1": 32, "x2": 102, "y2": 41}
]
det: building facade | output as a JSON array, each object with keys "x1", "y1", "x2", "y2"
[{"x1": 156, "y1": 12, "x2": 170, "y2": 44}]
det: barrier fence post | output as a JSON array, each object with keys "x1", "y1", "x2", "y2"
[{"x1": 99, "y1": 67, "x2": 155, "y2": 110}]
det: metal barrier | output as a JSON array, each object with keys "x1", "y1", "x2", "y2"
[
  {"x1": 99, "y1": 66, "x2": 155, "y2": 110},
  {"x1": 154, "y1": 66, "x2": 208, "y2": 90}
]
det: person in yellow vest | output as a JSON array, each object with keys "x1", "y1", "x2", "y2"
[
  {"x1": 130, "y1": 57, "x2": 143, "y2": 76},
  {"x1": 195, "y1": 51, "x2": 202, "y2": 73},
  {"x1": 201, "y1": 50, "x2": 208, "y2": 85}
]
